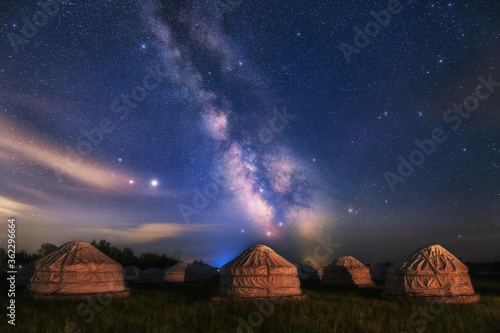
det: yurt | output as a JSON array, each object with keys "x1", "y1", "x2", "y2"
[
  {"x1": 123, "y1": 266, "x2": 142, "y2": 282},
  {"x1": 385, "y1": 244, "x2": 480, "y2": 303},
  {"x1": 187, "y1": 263, "x2": 217, "y2": 281},
  {"x1": 164, "y1": 262, "x2": 217, "y2": 283},
  {"x1": 163, "y1": 263, "x2": 190, "y2": 283},
  {"x1": 296, "y1": 261, "x2": 323, "y2": 280},
  {"x1": 322, "y1": 256, "x2": 375, "y2": 287},
  {"x1": 135, "y1": 267, "x2": 163, "y2": 285},
  {"x1": 25, "y1": 241, "x2": 129, "y2": 299},
  {"x1": 16, "y1": 259, "x2": 39, "y2": 287},
  {"x1": 219, "y1": 244, "x2": 304, "y2": 300},
  {"x1": 369, "y1": 263, "x2": 387, "y2": 283}
]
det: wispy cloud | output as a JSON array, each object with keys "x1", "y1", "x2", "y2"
[
  {"x1": 82, "y1": 223, "x2": 225, "y2": 244},
  {"x1": 0, "y1": 195, "x2": 37, "y2": 218},
  {"x1": 0, "y1": 117, "x2": 133, "y2": 192}
]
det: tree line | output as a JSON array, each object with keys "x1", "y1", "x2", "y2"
[{"x1": 0, "y1": 239, "x2": 180, "y2": 273}]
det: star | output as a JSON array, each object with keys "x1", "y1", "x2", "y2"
[
  {"x1": 151, "y1": 180, "x2": 158, "y2": 187},
  {"x1": 312, "y1": 158, "x2": 317, "y2": 162},
  {"x1": 296, "y1": 32, "x2": 301, "y2": 37},
  {"x1": 241, "y1": 229, "x2": 245, "y2": 233},
  {"x1": 266, "y1": 231, "x2": 271, "y2": 236},
  {"x1": 462, "y1": 148, "x2": 467, "y2": 152},
  {"x1": 438, "y1": 59, "x2": 443, "y2": 63},
  {"x1": 348, "y1": 208, "x2": 353, "y2": 213},
  {"x1": 118, "y1": 158, "x2": 122, "y2": 162},
  {"x1": 140, "y1": 43, "x2": 147, "y2": 50},
  {"x1": 418, "y1": 112, "x2": 423, "y2": 117},
  {"x1": 129, "y1": 180, "x2": 134, "y2": 184}
]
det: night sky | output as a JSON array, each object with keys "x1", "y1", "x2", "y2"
[{"x1": 1, "y1": 0, "x2": 499, "y2": 266}]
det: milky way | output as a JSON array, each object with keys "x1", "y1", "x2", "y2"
[{"x1": 142, "y1": 0, "x2": 331, "y2": 237}]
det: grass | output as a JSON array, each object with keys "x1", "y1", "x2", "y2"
[{"x1": 2, "y1": 277, "x2": 499, "y2": 333}]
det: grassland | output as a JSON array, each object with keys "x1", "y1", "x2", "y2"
[{"x1": 2, "y1": 277, "x2": 499, "y2": 333}]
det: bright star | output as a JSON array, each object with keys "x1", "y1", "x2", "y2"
[
  {"x1": 118, "y1": 158, "x2": 122, "y2": 162},
  {"x1": 266, "y1": 231, "x2": 271, "y2": 236},
  {"x1": 151, "y1": 180, "x2": 158, "y2": 187},
  {"x1": 141, "y1": 43, "x2": 147, "y2": 50},
  {"x1": 129, "y1": 180, "x2": 134, "y2": 184},
  {"x1": 241, "y1": 229, "x2": 245, "y2": 233}
]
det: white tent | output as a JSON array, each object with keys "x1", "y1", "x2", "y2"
[
  {"x1": 135, "y1": 267, "x2": 163, "y2": 285},
  {"x1": 322, "y1": 256, "x2": 375, "y2": 287},
  {"x1": 123, "y1": 266, "x2": 142, "y2": 281},
  {"x1": 164, "y1": 263, "x2": 217, "y2": 283},
  {"x1": 163, "y1": 263, "x2": 190, "y2": 283},
  {"x1": 25, "y1": 241, "x2": 129, "y2": 299},
  {"x1": 369, "y1": 263, "x2": 387, "y2": 283},
  {"x1": 296, "y1": 261, "x2": 323, "y2": 280},
  {"x1": 219, "y1": 244, "x2": 304, "y2": 299},
  {"x1": 187, "y1": 263, "x2": 217, "y2": 281},
  {"x1": 385, "y1": 244, "x2": 480, "y2": 303}
]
